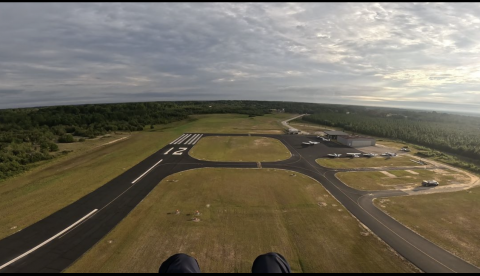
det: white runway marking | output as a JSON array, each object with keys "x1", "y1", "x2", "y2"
[
  {"x1": 174, "y1": 134, "x2": 190, "y2": 144},
  {"x1": 164, "y1": 147, "x2": 174, "y2": 155},
  {"x1": 185, "y1": 134, "x2": 200, "y2": 145},
  {"x1": 131, "y1": 159, "x2": 163, "y2": 184},
  {"x1": 174, "y1": 134, "x2": 191, "y2": 145},
  {"x1": 191, "y1": 134, "x2": 202, "y2": 144},
  {"x1": 172, "y1": 147, "x2": 188, "y2": 155},
  {"x1": 170, "y1": 134, "x2": 186, "y2": 145},
  {"x1": 189, "y1": 134, "x2": 201, "y2": 144},
  {"x1": 183, "y1": 134, "x2": 196, "y2": 145},
  {"x1": 191, "y1": 134, "x2": 203, "y2": 145},
  {"x1": 0, "y1": 209, "x2": 98, "y2": 271}
]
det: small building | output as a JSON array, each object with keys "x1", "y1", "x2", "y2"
[
  {"x1": 287, "y1": 128, "x2": 299, "y2": 134},
  {"x1": 324, "y1": 131, "x2": 349, "y2": 140},
  {"x1": 338, "y1": 135, "x2": 376, "y2": 148}
]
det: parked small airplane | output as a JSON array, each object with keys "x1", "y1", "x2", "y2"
[
  {"x1": 327, "y1": 153, "x2": 342, "y2": 158},
  {"x1": 317, "y1": 136, "x2": 330, "y2": 141},
  {"x1": 346, "y1": 153, "x2": 361, "y2": 158},
  {"x1": 302, "y1": 141, "x2": 320, "y2": 146},
  {"x1": 381, "y1": 152, "x2": 397, "y2": 157},
  {"x1": 400, "y1": 148, "x2": 410, "y2": 152},
  {"x1": 363, "y1": 153, "x2": 378, "y2": 157}
]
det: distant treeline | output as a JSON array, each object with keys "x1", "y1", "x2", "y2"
[{"x1": 1, "y1": 100, "x2": 480, "y2": 180}]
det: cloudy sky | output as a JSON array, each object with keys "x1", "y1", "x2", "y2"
[{"x1": 1, "y1": 3, "x2": 480, "y2": 113}]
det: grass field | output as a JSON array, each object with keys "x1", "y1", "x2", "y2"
[
  {"x1": 374, "y1": 186, "x2": 480, "y2": 267},
  {"x1": 66, "y1": 168, "x2": 417, "y2": 273},
  {"x1": 189, "y1": 136, "x2": 291, "y2": 162},
  {"x1": 376, "y1": 141, "x2": 420, "y2": 154},
  {"x1": 336, "y1": 169, "x2": 471, "y2": 191},
  {"x1": 0, "y1": 113, "x2": 294, "y2": 241},
  {"x1": 56, "y1": 133, "x2": 131, "y2": 153},
  {"x1": 160, "y1": 113, "x2": 295, "y2": 134},
  {"x1": 288, "y1": 121, "x2": 332, "y2": 133},
  {"x1": 316, "y1": 156, "x2": 423, "y2": 169}
]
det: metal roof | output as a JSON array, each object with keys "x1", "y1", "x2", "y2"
[
  {"x1": 340, "y1": 136, "x2": 375, "y2": 140},
  {"x1": 324, "y1": 131, "x2": 349, "y2": 136}
]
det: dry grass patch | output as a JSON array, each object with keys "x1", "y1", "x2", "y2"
[
  {"x1": 337, "y1": 169, "x2": 471, "y2": 191},
  {"x1": 317, "y1": 156, "x2": 422, "y2": 169},
  {"x1": 375, "y1": 187, "x2": 480, "y2": 267},
  {"x1": 182, "y1": 113, "x2": 296, "y2": 134},
  {"x1": 190, "y1": 136, "x2": 291, "y2": 162},
  {"x1": 66, "y1": 168, "x2": 416, "y2": 273}
]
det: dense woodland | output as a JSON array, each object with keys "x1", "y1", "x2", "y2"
[{"x1": 1, "y1": 100, "x2": 480, "y2": 180}]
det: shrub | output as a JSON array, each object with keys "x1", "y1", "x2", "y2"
[{"x1": 58, "y1": 134, "x2": 74, "y2": 143}]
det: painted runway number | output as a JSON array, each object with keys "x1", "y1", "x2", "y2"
[
  {"x1": 164, "y1": 147, "x2": 174, "y2": 155},
  {"x1": 172, "y1": 147, "x2": 187, "y2": 155}
]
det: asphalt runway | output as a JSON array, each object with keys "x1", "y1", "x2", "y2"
[{"x1": 0, "y1": 133, "x2": 478, "y2": 273}]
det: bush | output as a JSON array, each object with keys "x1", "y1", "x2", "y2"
[
  {"x1": 58, "y1": 134, "x2": 75, "y2": 143},
  {"x1": 49, "y1": 143, "x2": 59, "y2": 152}
]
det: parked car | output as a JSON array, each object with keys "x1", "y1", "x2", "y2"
[{"x1": 422, "y1": 180, "x2": 439, "y2": 187}]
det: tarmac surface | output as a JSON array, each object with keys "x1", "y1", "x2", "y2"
[{"x1": 0, "y1": 133, "x2": 479, "y2": 273}]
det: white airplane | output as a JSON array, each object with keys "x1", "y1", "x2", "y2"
[
  {"x1": 317, "y1": 136, "x2": 330, "y2": 141},
  {"x1": 309, "y1": 141, "x2": 320, "y2": 145},
  {"x1": 327, "y1": 153, "x2": 342, "y2": 158},
  {"x1": 363, "y1": 153, "x2": 378, "y2": 157},
  {"x1": 346, "y1": 153, "x2": 361, "y2": 158},
  {"x1": 400, "y1": 148, "x2": 411, "y2": 152},
  {"x1": 381, "y1": 152, "x2": 397, "y2": 157},
  {"x1": 302, "y1": 142, "x2": 313, "y2": 146}
]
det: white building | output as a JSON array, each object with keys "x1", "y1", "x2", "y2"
[{"x1": 338, "y1": 136, "x2": 376, "y2": 148}]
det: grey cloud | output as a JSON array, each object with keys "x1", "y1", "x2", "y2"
[
  {"x1": 0, "y1": 89, "x2": 24, "y2": 95},
  {"x1": 0, "y1": 3, "x2": 479, "y2": 111}
]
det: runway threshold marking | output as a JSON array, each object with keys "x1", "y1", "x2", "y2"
[
  {"x1": 170, "y1": 134, "x2": 186, "y2": 145},
  {"x1": 184, "y1": 134, "x2": 199, "y2": 145},
  {"x1": 0, "y1": 209, "x2": 98, "y2": 271},
  {"x1": 131, "y1": 159, "x2": 163, "y2": 184},
  {"x1": 175, "y1": 134, "x2": 192, "y2": 145},
  {"x1": 191, "y1": 134, "x2": 203, "y2": 145}
]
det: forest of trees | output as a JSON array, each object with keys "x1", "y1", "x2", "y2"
[{"x1": 1, "y1": 100, "x2": 480, "y2": 180}]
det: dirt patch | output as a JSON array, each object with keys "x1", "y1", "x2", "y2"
[
  {"x1": 253, "y1": 138, "x2": 271, "y2": 147},
  {"x1": 405, "y1": 170, "x2": 419, "y2": 175},
  {"x1": 380, "y1": 171, "x2": 397, "y2": 178}
]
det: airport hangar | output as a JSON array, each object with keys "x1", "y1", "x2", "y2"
[{"x1": 324, "y1": 131, "x2": 376, "y2": 148}]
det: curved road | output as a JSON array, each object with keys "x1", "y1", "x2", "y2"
[{"x1": 0, "y1": 133, "x2": 478, "y2": 273}]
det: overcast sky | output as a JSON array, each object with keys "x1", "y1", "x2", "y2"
[{"x1": 1, "y1": 3, "x2": 480, "y2": 113}]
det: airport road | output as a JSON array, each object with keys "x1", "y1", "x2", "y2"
[{"x1": 0, "y1": 133, "x2": 478, "y2": 273}]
